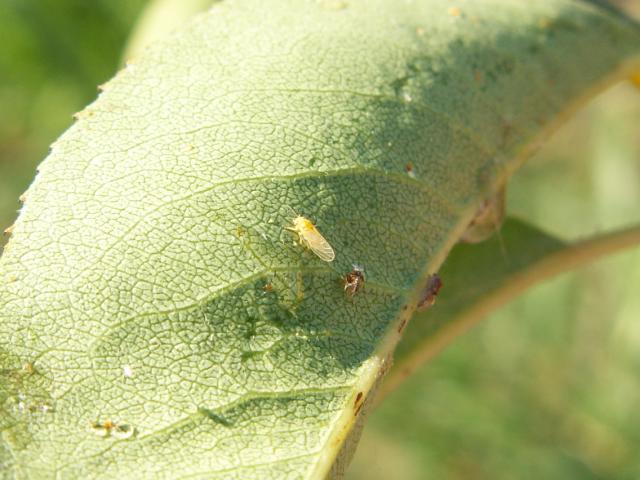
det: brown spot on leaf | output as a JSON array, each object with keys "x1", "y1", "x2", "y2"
[
  {"x1": 404, "y1": 162, "x2": 415, "y2": 178},
  {"x1": 398, "y1": 318, "x2": 408, "y2": 333},
  {"x1": 417, "y1": 274, "x2": 443, "y2": 311}
]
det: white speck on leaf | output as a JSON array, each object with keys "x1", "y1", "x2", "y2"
[{"x1": 123, "y1": 365, "x2": 134, "y2": 378}]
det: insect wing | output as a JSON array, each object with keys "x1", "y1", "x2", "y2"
[{"x1": 304, "y1": 226, "x2": 335, "y2": 262}]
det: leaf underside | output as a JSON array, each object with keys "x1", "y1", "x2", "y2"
[
  {"x1": 1, "y1": 1, "x2": 639, "y2": 478},
  {"x1": 383, "y1": 217, "x2": 640, "y2": 399}
]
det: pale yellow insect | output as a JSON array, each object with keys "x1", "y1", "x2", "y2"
[{"x1": 285, "y1": 216, "x2": 335, "y2": 262}]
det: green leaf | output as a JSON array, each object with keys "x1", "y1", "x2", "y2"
[
  {"x1": 380, "y1": 217, "x2": 640, "y2": 400},
  {"x1": 1, "y1": 1, "x2": 639, "y2": 478},
  {"x1": 349, "y1": 220, "x2": 640, "y2": 479}
]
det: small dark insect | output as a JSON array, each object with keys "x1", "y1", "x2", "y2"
[
  {"x1": 417, "y1": 273, "x2": 443, "y2": 311},
  {"x1": 262, "y1": 282, "x2": 274, "y2": 293},
  {"x1": 343, "y1": 265, "x2": 365, "y2": 297}
]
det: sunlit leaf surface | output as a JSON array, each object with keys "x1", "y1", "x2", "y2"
[{"x1": 1, "y1": 1, "x2": 639, "y2": 477}]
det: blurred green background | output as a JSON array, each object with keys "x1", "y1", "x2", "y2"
[
  {"x1": 1, "y1": 2, "x2": 639, "y2": 479},
  {"x1": 0, "y1": 0, "x2": 147, "y2": 240}
]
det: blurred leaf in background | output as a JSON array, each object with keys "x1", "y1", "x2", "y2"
[{"x1": 0, "y1": 0, "x2": 146, "y2": 244}]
